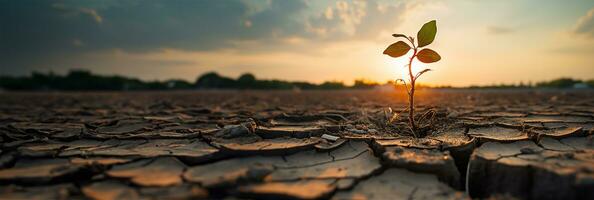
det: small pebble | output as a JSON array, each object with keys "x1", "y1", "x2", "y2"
[{"x1": 321, "y1": 134, "x2": 339, "y2": 142}]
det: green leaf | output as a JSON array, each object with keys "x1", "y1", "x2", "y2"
[
  {"x1": 417, "y1": 20, "x2": 437, "y2": 48},
  {"x1": 392, "y1": 34, "x2": 408, "y2": 39},
  {"x1": 416, "y1": 48, "x2": 441, "y2": 63},
  {"x1": 383, "y1": 41, "x2": 411, "y2": 58}
]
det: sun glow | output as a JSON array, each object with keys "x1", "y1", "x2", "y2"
[{"x1": 385, "y1": 52, "x2": 427, "y2": 83}]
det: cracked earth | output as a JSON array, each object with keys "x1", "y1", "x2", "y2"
[{"x1": 0, "y1": 90, "x2": 592, "y2": 200}]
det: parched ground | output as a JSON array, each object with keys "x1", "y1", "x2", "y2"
[{"x1": 0, "y1": 89, "x2": 592, "y2": 200}]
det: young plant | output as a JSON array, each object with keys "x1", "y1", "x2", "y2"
[{"x1": 383, "y1": 20, "x2": 441, "y2": 138}]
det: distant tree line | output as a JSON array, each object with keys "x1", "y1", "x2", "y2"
[
  {"x1": 0, "y1": 70, "x2": 592, "y2": 91},
  {"x1": 195, "y1": 72, "x2": 347, "y2": 90},
  {"x1": 0, "y1": 70, "x2": 358, "y2": 91},
  {"x1": 0, "y1": 70, "x2": 193, "y2": 91},
  {"x1": 468, "y1": 78, "x2": 594, "y2": 89}
]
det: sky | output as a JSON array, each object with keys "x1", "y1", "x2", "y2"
[{"x1": 1, "y1": 0, "x2": 594, "y2": 86}]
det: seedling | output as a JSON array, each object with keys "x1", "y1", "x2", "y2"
[{"x1": 383, "y1": 20, "x2": 441, "y2": 138}]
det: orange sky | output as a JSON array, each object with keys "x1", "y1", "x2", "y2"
[{"x1": 2, "y1": 0, "x2": 594, "y2": 86}]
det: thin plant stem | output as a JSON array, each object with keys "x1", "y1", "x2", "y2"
[{"x1": 406, "y1": 37, "x2": 419, "y2": 137}]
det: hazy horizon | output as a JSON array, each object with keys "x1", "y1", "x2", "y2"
[
  {"x1": 2, "y1": 0, "x2": 594, "y2": 87},
  {"x1": 5, "y1": 68, "x2": 592, "y2": 88}
]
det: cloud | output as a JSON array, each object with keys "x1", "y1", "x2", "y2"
[
  {"x1": 486, "y1": 26, "x2": 514, "y2": 35},
  {"x1": 0, "y1": 0, "x2": 414, "y2": 75},
  {"x1": 549, "y1": 45, "x2": 594, "y2": 55},
  {"x1": 0, "y1": 0, "x2": 312, "y2": 71},
  {"x1": 78, "y1": 8, "x2": 103, "y2": 23},
  {"x1": 573, "y1": 7, "x2": 594, "y2": 38},
  {"x1": 52, "y1": 3, "x2": 103, "y2": 24},
  {"x1": 306, "y1": 0, "x2": 410, "y2": 39},
  {"x1": 0, "y1": 0, "x2": 314, "y2": 52}
]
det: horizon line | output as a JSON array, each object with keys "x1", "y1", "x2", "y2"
[{"x1": 1, "y1": 69, "x2": 593, "y2": 88}]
